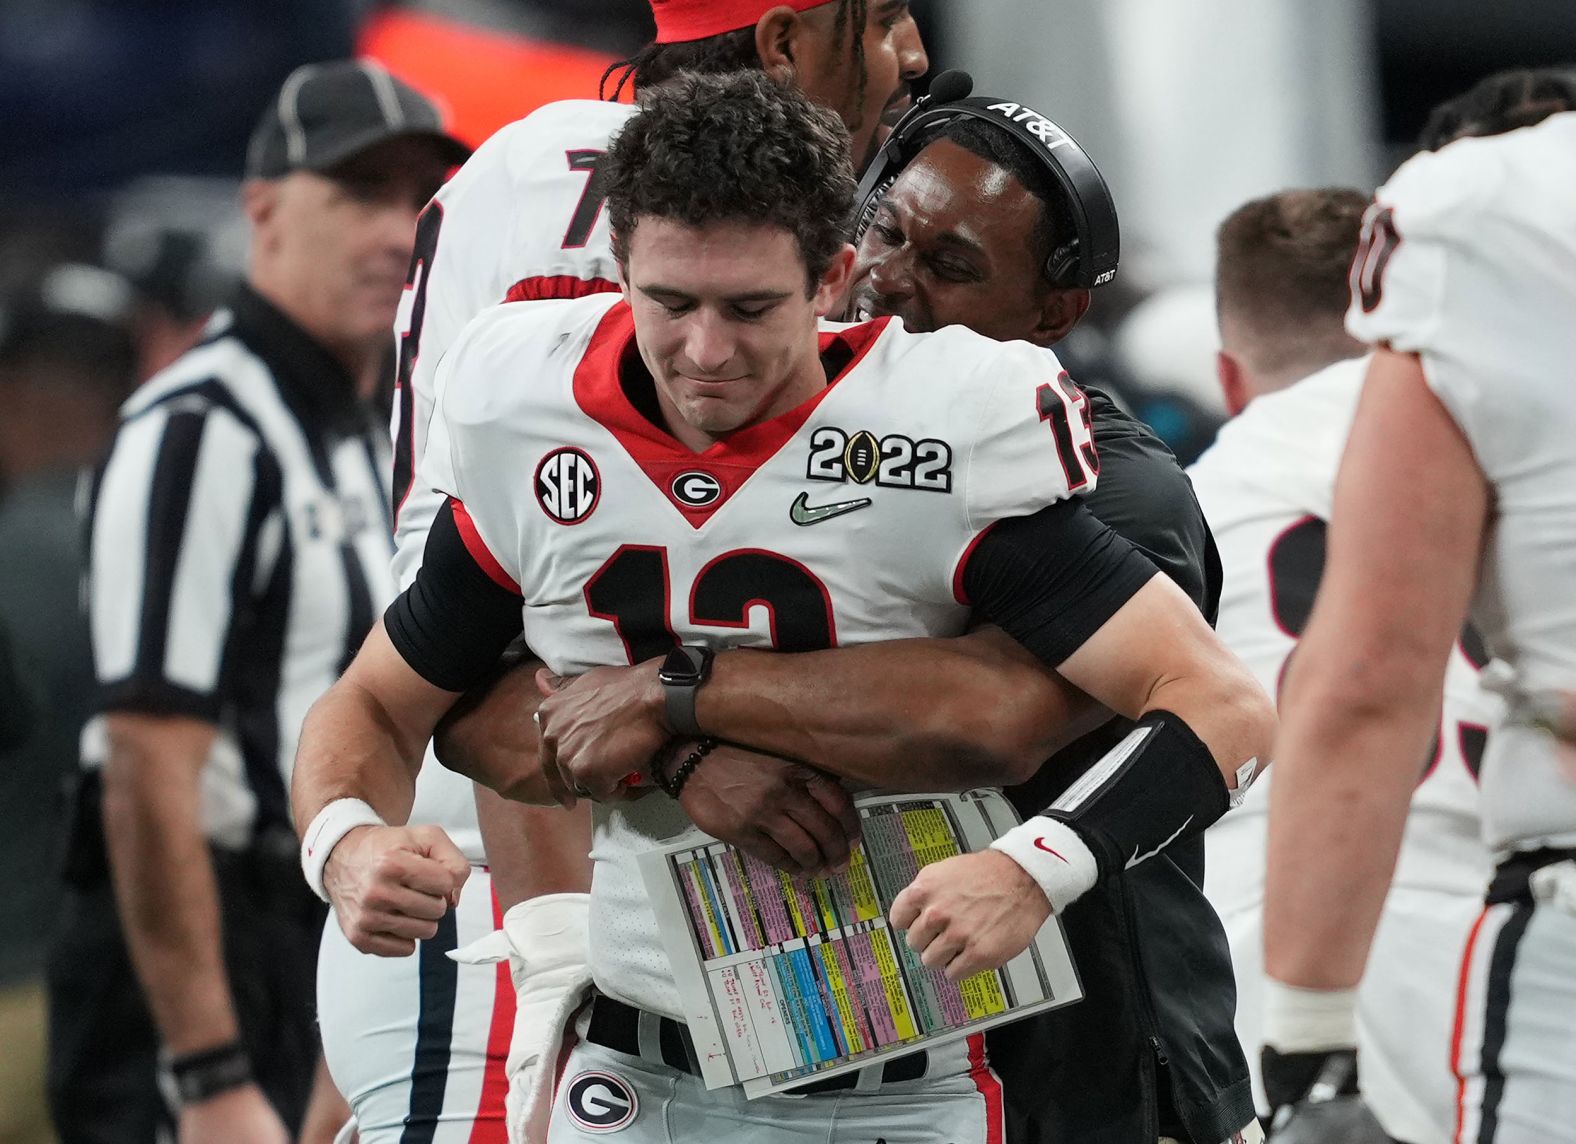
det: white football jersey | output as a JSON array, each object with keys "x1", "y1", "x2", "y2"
[
  {"x1": 392, "y1": 98, "x2": 635, "y2": 587},
  {"x1": 386, "y1": 99, "x2": 635, "y2": 852},
  {"x1": 1191, "y1": 358, "x2": 1502, "y2": 1139},
  {"x1": 1346, "y1": 112, "x2": 1576, "y2": 854},
  {"x1": 420, "y1": 293, "x2": 1103, "y2": 1016},
  {"x1": 1190, "y1": 355, "x2": 1497, "y2": 914}
]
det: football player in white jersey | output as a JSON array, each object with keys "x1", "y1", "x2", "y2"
[
  {"x1": 330, "y1": 57, "x2": 1250, "y2": 1141},
  {"x1": 311, "y1": 3, "x2": 930, "y2": 1140},
  {"x1": 1259, "y1": 74, "x2": 1576, "y2": 1144},
  {"x1": 1190, "y1": 187, "x2": 1501, "y2": 1143},
  {"x1": 498, "y1": 94, "x2": 1258, "y2": 1144},
  {"x1": 295, "y1": 72, "x2": 1273, "y2": 1144}
]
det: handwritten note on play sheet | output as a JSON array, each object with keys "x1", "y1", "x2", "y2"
[{"x1": 639, "y1": 789, "x2": 1083, "y2": 1098}]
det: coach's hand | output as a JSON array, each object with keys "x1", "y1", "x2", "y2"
[
  {"x1": 178, "y1": 1082, "x2": 289, "y2": 1144},
  {"x1": 535, "y1": 662, "x2": 668, "y2": 804},
  {"x1": 890, "y1": 851, "x2": 1051, "y2": 980},
  {"x1": 679, "y1": 744, "x2": 860, "y2": 875},
  {"x1": 323, "y1": 824, "x2": 470, "y2": 956}
]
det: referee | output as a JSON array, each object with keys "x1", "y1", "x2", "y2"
[{"x1": 47, "y1": 61, "x2": 466, "y2": 1144}]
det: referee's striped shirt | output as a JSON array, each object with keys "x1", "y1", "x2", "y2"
[{"x1": 83, "y1": 284, "x2": 395, "y2": 848}]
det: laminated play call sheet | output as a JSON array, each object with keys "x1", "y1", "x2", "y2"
[{"x1": 638, "y1": 789, "x2": 1083, "y2": 1097}]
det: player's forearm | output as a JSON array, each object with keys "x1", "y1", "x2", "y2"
[
  {"x1": 696, "y1": 632, "x2": 1099, "y2": 789},
  {"x1": 292, "y1": 677, "x2": 426, "y2": 829},
  {"x1": 101, "y1": 725, "x2": 240, "y2": 1054},
  {"x1": 1142, "y1": 658, "x2": 1276, "y2": 788},
  {"x1": 474, "y1": 788, "x2": 592, "y2": 910}
]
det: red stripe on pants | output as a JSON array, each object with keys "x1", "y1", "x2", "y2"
[
  {"x1": 967, "y1": 1033, "x2": 1004, "y2": 1144},
  {"x1": 1450, "y1": 906, "x2": 1493, "y2": 1144},
  {"x1": 467, "y1": 889, "x2": 517, "y2": 1143}
]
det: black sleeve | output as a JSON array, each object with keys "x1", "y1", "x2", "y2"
[
  {"x1": 384, "y1": 498, "x2": 525, "y2": 692},
  {"x1": 960, "y1": 498, "x2": 1159, "y2": 668},
  {"x1": 1080, "y1": 386, "x2": 1220, "y2": 622}
]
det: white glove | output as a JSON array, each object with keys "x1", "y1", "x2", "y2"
[
  {"x1": 1531, "y1": 859, "x2": 1576, "y2": 917},
  {"x1": 449, "y1": 893, "x2": 593, "y2": 1144}
]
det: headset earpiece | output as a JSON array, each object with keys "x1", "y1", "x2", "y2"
[{"x1": 853, "y1": 70, "x2": 1120, "y2": 290}]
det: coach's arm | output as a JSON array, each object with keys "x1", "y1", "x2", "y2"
[{"x1": 475, "y1": 626, "x2": 1094, "y2": 797}]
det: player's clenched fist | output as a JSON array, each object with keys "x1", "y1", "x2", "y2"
[
  {"x1": 890, "y1": 851, "x2": 1052, "y2": 981},
  {"x1": 324, "y1": 824, "x2": 470, "y2": 957}
]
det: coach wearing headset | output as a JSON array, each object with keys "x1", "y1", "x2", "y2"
[{"x1": 444, "y1": 84, "x2": 1255, "y2": 1144}]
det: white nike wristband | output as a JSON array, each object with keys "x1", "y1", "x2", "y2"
[
  {"x1": 989, "y1": 816, "x2": 1099, "y2": 913},
  {"x1": 1261, "y1": 978, "x2": 1359, "y2": 1053},
  {"x1": 301, "y1": 798, "x2": 386, "y2": 903}
]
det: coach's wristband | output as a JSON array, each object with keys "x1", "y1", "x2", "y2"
[
  {"x1": 301, "y1": 797, "x2": 386, "y2": 903},
  {"x1": 1261, "y1": 978, "x2": 1358, "y2": 1053},
  {"x1": 989, "y1": 816, "x2": 1099, "y2": 914}
]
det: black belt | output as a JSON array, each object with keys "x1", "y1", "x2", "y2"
[
  {"x1": 586, "y1": 995, "x2": 928, "y2": 1094},
  {"x1": 1487, "y1": 847, "x2": 1576, "y2": 905}
]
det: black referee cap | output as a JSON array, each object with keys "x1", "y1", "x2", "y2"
[{"x1": 245, "y1": 59, "x2": 470, "y2": 180}]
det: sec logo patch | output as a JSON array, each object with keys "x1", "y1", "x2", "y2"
[
  {"x1": 536, "y1": 448, "x2": 600, "y2": 524},
  {"x1": 564, "y1": 1070, "x2": 638, "y2": 1133}
]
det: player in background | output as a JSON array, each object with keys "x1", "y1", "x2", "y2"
[
  {"x1": 1259, "y1": 73, "x2": 1576, "y2": 1144},
  {"x1": 295, "y1": 71, "x2": 1273, "y2": 1144},
  {"x1": 1189, "y1": 187, "x2": 1499, "y2": 1144},
  {"x1": 389, "y1": 0, "x2": 927, "y2": 558}
]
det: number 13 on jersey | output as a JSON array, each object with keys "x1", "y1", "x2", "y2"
[{"x1": 1038, "y1": 372, "x2": 1099, "y2": 491}]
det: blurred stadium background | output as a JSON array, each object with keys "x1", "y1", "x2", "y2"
[{"x1": 3, "y1": 0, "x2": 1572, "y2": 444}]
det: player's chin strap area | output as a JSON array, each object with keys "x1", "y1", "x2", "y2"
[{"x1": 991, "y1": 711, "x2": 1249, "y2": 911}]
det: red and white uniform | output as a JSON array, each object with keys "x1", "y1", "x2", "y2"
[
  {"x1": 1345, "y1": 113, "x2": 1576, "y2": 1144},
  {"x1": 422, "y1": 293, "x2": 1100, "y2": 1015},
  {"x1": 324, "y1": 99, "x2": 634, "y2": 1143},
  {"x1": 1190, "y1": 355, "x2": 1499, "y2": 1143},
  {"x1": 406, "y1": 290, "x2": 1121, "y2": 1142},
  {"x1": 1347, "y1": 114, "x2": 1576, "y2": 859},
  {"x1": 392, "y1": 98, "x2": 635, "y2": 585}
]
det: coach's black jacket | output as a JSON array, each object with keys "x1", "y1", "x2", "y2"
[{"x1": 987, "y1": 387, "x2": 1255, "y2": 1144}]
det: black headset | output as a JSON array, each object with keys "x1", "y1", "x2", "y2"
[{"x1": 853, "y1": 70, "x2": 1120, "y2": 290}]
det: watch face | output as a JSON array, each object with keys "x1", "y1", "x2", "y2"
[
  {"x1": 660, "y1": 645, "x2": 710, "y2": 684},
  {"x1": 659, "y1": 647, "x2": 699, "y2": 684}
]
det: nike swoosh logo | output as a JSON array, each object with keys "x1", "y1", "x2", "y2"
[
  {"x1": 1033, "y1": 838, "x2": 1068, "y2": 862},
  {"x1": 790, "y1": 491, "x2": 872, "y2": 526},
  {"x1": 1126, "y1": 816, "x2": 1193, "y2": 869}
]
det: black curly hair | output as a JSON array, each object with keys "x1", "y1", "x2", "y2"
[
  {"x1": 599, "y1": 0, "x2": 869, "y2": 104},
  {"x1": 604, "y1": 70, "x2": 858, "y2": 291},
  {"x1": 1418, "y1": 67, "x2": 1576, "y2": 152}
]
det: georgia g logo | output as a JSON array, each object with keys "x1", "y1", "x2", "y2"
[
  {"x1": 563, "y1": 1070, "x2": 638, "y2": 1133},
  {"x1": 536, "y1": 447, "x2": 600, "y2": 524},
  {"x1": 670, "y1": 470, "x2": 723, "y2": 508}
]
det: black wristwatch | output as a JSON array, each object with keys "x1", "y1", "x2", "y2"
[
  {"x1": 165, "y1": 1041, "x2": 254, "y2": 1106},
  {"x1": 658, "y1": 644, "x2": 715, "y2": 737}
]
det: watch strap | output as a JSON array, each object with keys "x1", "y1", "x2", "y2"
[
  {"x1": 166, "y1": 1041, "x2": 253, "y2": 1106},
  {"x1": 661, "y1": 645, "x2": 713, "y2": 737}
]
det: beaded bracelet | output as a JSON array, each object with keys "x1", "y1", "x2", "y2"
[{"x1": 658, "y1": 737, "x2": 717, "y2": 797}]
